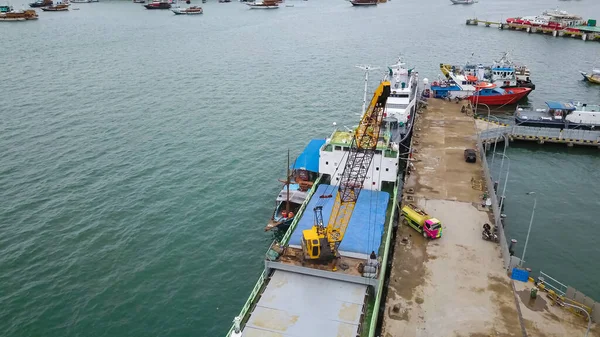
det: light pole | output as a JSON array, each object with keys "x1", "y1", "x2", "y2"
[
  {"x1": 520, "y1": 191, "x2": 537, "y2": 267},
  {"x1": 497, "y1": 154, "x2": 510, "y2": 219},
  {"x1": 561, "y1": 302, "x2": 591, "y2": 337},
  {"x1": 481, "y1": 103, "x2": 491, "y2": 133},
  {"x1": 486, "y1": 113, "x2": 500, "y2": 171}
]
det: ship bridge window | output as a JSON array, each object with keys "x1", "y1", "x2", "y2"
[
  {"x1": 324, "y1": 144, "x2": 333, "y2": 152},
  {"x1": 335, "y1": 146, "x2": 342, "y2": 151}
]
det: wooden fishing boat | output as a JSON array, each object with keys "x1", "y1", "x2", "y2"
[
  {"x1": 247, "y1": 0, "x2": 278, "y2": 8},
  {"x1": 0, "y1": 9, "x2": 39, "y2": 20},
  {"x1": 40, "y1": 3, "x2": 69, "y2": 11}
]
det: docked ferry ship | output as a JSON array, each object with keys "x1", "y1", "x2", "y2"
[{"x1": 227, "y1": 75, "x2": 405, "y2": 337}]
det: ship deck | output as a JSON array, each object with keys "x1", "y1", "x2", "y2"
[
  {"x1": 242, "y1": 270, "x2": 369, "y2": 337},
  {"x1": 235, "y1": 183, "x2": 396, "y2": 337},
  {"x1": 276, "y1": 246, "x2": 369, "y2": 277}
]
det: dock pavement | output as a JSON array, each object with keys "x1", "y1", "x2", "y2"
[{"x1": 380, "y1": 99, "x2": 597, "y2": 337}]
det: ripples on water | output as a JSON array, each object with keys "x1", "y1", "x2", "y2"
[{"x1": 1, "y1": 0, "x2": 600, "y2": 335}]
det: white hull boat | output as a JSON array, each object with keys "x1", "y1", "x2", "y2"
[
  {"x1": 171, "y1": 5, "x2": 202, "y2": 13},
  {"x1": 246, "y1": 1, "x2": 278, "y2": 8}
]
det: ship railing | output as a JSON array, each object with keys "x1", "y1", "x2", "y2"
[
  {"x1": 224, "y1": 175, "x2": 323, "y2": 337},
  {"x1": 367, "y1": 180, "x2": 399, "y2": 337},
  {"x1": 480, "y1": 125, "x2": 600, "y2": 143}
]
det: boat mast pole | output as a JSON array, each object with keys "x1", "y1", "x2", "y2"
[
  {"x1": 355, "y1": 65, "x2": 379, "y2": 116},
  {"x1": 286, "y1": 148, "x2": 290, "y2": 215}
]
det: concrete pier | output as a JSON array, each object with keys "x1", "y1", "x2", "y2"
[{"x1": 380, "y1": 99, "x2": 597, "y2": 337}]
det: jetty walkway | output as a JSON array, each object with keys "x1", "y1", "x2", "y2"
[
  {"x1": 465, "y1": 18, "x2": 600, "y2": 42},
  {"x1": 480, "y1": 124, "x2": 600, "y2": 147},
  {"x1": 380, "y1": 99, "x2": 597, "y2": 337}
]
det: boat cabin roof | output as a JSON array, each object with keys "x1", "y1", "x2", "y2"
[
  {"x1": 292, "y1": 138, "x2": 326, "y2": 173},
  {"x1": 329, "y1": 130, "x2": 389, "y2": 151},
  {"x1": 545, "y1": 101, "x2": 576, "y2": 110}
]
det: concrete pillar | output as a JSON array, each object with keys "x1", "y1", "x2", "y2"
[
  {"x1": 537, "y1": 139, "x2": 544, "y2": 144},
  {"x1": 568, "y1": 142, "x2": 574, "y2": 147},
  {"x1": 531, "y1": 27, "x2": 537, "y2": 33},
  {"x1": 559, "y1": 30, "x2": 565, "y2": 37},
  {"x1": 582, "y1": 33, "x2": 587, "y2": 41},
  {"x1": 526, "y1": 27, "x2": 531, "y2": 33},
  {"x1": 553, "y1": 30, "x2": 558, "y2": 37}
]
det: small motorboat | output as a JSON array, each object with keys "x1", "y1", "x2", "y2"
[
  {"x1": 580, "y1": 69, "x2": 600, "y2": 84},
  {"x1": 133, "y1": 0, "x2": 145, "y2": 3},
  {"x1": 171, "y1": 5, "x2": 202, "y2": 14},
  {"x1": 450, "y1": 0, "x2": 476, "y2": 4},
  {"x1": 40, "y1": 3, "x2": 69, "y2": 11},
  {"x1": 144, "y1": 0, "x2": 171, "y2": 8},
  {"x1": 28, "y1": 0, "x2": 52, "y2": 7},
  {"x1": 247, "y1": 0, "x2": 278, "y2": 8},
  {"x1": 350, "y1": 0, "x2": 377, "y2": 5},
  {"x1": 467, "y1": 82, "x2": 532, "y2": 106},
  {"x1": 0, "y1": 4, "x2": 13, "y2": 12}
]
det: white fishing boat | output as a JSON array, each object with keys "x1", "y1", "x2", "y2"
[
  {"x1": 246, "y1": 0, "x2": 278, "y2": 9},
  {"x1": 171, "y1": 0, "x2": 202, "y2": 15}
]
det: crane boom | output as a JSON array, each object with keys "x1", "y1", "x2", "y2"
[{"x1": 302, "y1": 81, "x2": 391, "y2": 266}]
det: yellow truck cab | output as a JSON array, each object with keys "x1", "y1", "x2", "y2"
[{"x1": 401, "y1": 204, "x2": 443, "y2": 239}]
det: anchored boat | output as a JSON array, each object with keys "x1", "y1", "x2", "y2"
[
  {"x1": 40, "y1": 3, "x2": 69, "y2": 11},
  {"x1": 430, "y1": 72, "x2": 531, "y2": 105},
  {"x1": 450, "y1": 0, "x2": 476, "y2": 4},
  {"x1": 265, "y1": 146, "x2": 321, "y2": 232},
  {"x1": 467, "y1": 82, "x2": 531, "y2": 106},
  {"x1": 246, "y1": 0, "x2": 278, "y2": 9},
  {"x1": 440, "y1": 52, "x2": 535, "y2": 90},
  {"x1": 350, "y1": 0, "x2": 377, "y2": 6},
  {"x1": 28, "y1": 0, "x2": 52, "y2": 7},
  {"x1": 580, "y1": 69, "x2": 600, "y2": 84},
  {"x1": 515, "y1": 101, "x2": 600, "y2": 130},
  {"x1": 171, "y1": 0, "x2": 202, "y2": 15},
  {"x1": 144, "y1": 0, "x2": 171, "y2": 9},
  {"x1": 0, "y1": 8, "x2": 39, "y2": 20},
  {"x1": 227, "y1": 74, "x2": 403, "y2": 337}
]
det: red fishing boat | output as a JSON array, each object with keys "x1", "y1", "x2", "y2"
[{"x1": 467, "y1": 82, "x2": 531, "y2": 106}]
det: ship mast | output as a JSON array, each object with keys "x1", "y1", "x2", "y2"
[
  {"x1": 355, "y1": 65, "x2": 379, "y2": 116},
  {"x1": 285, "y1": 148, "x2": 290, "y2": 214}
]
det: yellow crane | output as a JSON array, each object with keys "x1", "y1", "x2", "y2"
[{"x1": 301, "y1": 80, "x2": 391, "y2": 270}]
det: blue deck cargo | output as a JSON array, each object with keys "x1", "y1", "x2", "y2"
[{"x1": 289, "y1": 184, "x2": 390, "y2": 257}]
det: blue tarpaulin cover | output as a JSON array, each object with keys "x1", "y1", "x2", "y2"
[
  {"x1": 291, "y1": 139, "x2": 326, "y2": 173},
  {"x1": 545, "y1": 101, "x2": 576, "y2": 110},
  {"x1": 289, "y1": 184, "x2": 390, "y2": 256},
  {"x1": 511, "y1": 268, "x2": 530, "y2": 282}
]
